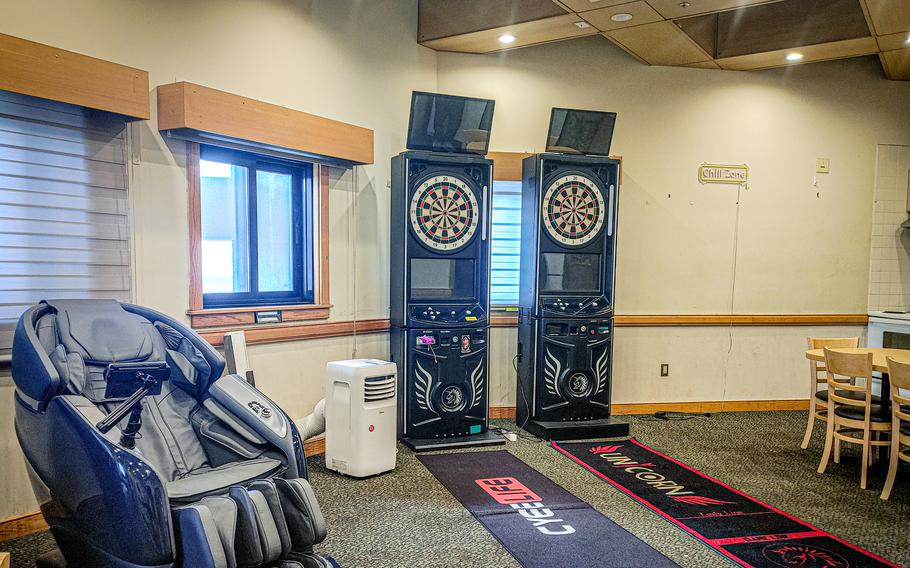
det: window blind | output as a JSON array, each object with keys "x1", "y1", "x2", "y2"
[
  {"x1": 490, "y1": 180, "x2": 522, "y2": 306},
  {"x1": 0, "y1": 91, "x2": 131, "y2": 358}
]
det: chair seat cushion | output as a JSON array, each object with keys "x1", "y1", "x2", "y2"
[
  {"x1": 167, "y1": 457, "x2": 283, "y2": 502},
  {"x1": 833, "y1": 405, "x2": 889, "y2": 423},
  {"x1": 814, "y1": 389, "x2": 880, "y2": 404}
]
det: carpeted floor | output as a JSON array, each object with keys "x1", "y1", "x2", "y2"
[{"x1": 3, "y1": 411, "x2": 908, "y2": 567}]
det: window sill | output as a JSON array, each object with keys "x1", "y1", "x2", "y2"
[{"x1": 187, "y1": 303, "x2": 332, "y2": 329}]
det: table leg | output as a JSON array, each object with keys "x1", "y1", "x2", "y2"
[
  {"x1": 881, "y1": 373, "x2": 892, "y2": 420},
  {"x1": 879, "y1": 373, "x2": 892, "y2": 463}
]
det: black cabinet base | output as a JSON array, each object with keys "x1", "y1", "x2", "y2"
[
  {"x1": 401, "y1": 430, "x2": 505, "y2": 452},
  {"x1": 519, "y1": 417, "x2": 630, "y2": 440}
]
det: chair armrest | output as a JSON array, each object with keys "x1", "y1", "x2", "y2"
[{"x1": 206, "y1": 374, "x2": 306, "y2": 478}]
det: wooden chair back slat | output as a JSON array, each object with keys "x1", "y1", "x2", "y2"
[
  {"x1": 886, "y1": 356, "x2": 910, "y2": 391},
  {"x1": 808, "y1": 337, "x2": 860, "y2": 381},
  {"x1": 885, "y1": 357, "x2": 910, "y2": 421},
  {"x1": 883, "y1": 356, "x2": 910, "y2": 499},
  {"x1": 823, "y1": 348, "x2": 873, "y2": 382}
]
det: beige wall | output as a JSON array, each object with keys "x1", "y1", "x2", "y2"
[{"x1": 2, "y1": 0, "x2": 910, "y2": 524}]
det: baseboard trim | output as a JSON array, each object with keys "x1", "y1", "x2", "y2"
[
  {"x1": 489, "y1": 399, "x2": 809, "y2": 420},
  {"x1": 0, "y1": 511, "x2": 47, "y2": 542},
  {"x1": 304, "y1": 434, "x2": 325, "y2": 456}
]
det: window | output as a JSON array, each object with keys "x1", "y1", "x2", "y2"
[
  {"x1": 199, "y1": 146, "x2": 313, "y2": 308},
  {"x1": 0, "y1": 91, "x2": 131, "y2": 359},
  {"x1": 489, "y1": 180, "x2": 523, "y2": 306}
]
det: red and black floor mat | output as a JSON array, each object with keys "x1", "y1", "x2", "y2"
[
  {"x1": 418, "y1": 450, "x2": 680, "y2": 568},
  {"x1": 553, "y1": 439, "x2": 898, "y2": 568}
]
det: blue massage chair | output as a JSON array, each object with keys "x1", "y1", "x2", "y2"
[{"x1": 12, "y1": 299, "x2": 332, "y2": 568}]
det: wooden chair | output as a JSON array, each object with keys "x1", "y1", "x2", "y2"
[
  {"x1": 881, "y1": 356, "x2": 910, "y2": 500},
  {"x1": 817, "y1": 348, "x2": 892, "y2": 489},
  {"x1": 801, "y1": 337, "x2": 861, "y2": 449}
]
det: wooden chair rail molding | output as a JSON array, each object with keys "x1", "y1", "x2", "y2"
[
  {"x1": 615, "y1": 314, "x2": 869, "y2": 326},
  {"x1": 157, "y1": 82, "x2": 374, "y2": 165},
  {"x1": 492, "y1": 313, "x2": 868, "y2": 327},
  {"x1": 0, "y1": 33, "x2": 150, "y2": 120}
]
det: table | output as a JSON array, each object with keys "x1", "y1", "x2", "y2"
[{"x1": 805, "y1": 347, "x2": 910, "y2": 420}]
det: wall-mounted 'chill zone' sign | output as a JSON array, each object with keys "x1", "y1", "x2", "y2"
[{"x1": 699, "y1": 164, "x2": 749, "y2": 186}]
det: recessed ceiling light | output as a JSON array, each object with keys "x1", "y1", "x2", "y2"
[
  {"x1": 679, "y1": 2, "x2": 691, "y2": 7},
  {"x1": 498, "y1": 34, "x2": 516, "y2": 45},
  {"x1": 574, "y1": 21, "x2": 591, "y2": 29},
  {"x1": 905, "y1": 34, "x2": 910, "y2": 44},
  {"x1": 786, "y1": 52, "x2": 804, "y2": 61},
  {"x1": 611, "y1": 13, "x2": 633, "y2": 22}
]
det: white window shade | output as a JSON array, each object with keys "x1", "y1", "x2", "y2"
[
  {"x1": 0, "y1": 91, "x2": 131, "y2": 358},
  {"x1": 490, "y1": 180, "x2": 522, "y2": 306}
]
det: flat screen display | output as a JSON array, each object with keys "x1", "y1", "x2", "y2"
[
  {"x1": 541, "y1": 253, "x2": 601, "y2": 293},
  {"x1": 546, "y1": 108, "x2": 616, "y2": 156},
  {"x1": 410, "y1": 258, "x2": 475, "y2": 299},
  {"x1": 406, "y1": 91, "x2": 495, "y2": 155}
]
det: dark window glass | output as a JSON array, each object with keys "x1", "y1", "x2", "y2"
[
  {"x1": 541, "y1": 253, "x2": 601, "y2": 292},
  {"x1": 410, "y1": 258, "x2": 475, "y2": 299},
  {"x1": 883, "y1": 331, "x2": 910, "y2": 350}
]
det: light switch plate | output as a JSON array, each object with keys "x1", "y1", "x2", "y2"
[{"x1": 816, "y1": 158, "x2": 830, "y2": 174}]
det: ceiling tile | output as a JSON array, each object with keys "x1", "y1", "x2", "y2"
[
  {"x1": 863, "y1": 0, "x2": 910, "y2": 36},
  {"x1": 646, "y1": 0, "x2": 782, "y2": 19},
  {"x1": 606, "y1": 20, "x2": 713, "y2": 65},
  {"x1": 581, "y1": 1, "x2": 664, "y2": 31},
  {"x1": 419, "y1": 0, "x2": 569, "y2": 41},
  {"x1": 880, "y1": 48, "x2": 910, "y2": 80},
  {"x1": 876, "y1": 31, "x2": 910, "y2": 52},
  {"x1": 714, "y1": 36, "x2": 879, "y2": 70},
  {"x1": 557, "y1": 0, "x2": 638, "y2": 12},
  {"x1": 420, "y1": 13, "x2": 599, "y2": 53}
]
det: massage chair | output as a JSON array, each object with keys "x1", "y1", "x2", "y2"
[{"x1": 12, "y1": 299, "x2": 332, "y2": 568}]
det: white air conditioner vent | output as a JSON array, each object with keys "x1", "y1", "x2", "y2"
[{"x1": 364, "y1": 375, "x2": 396, "y2": 402}]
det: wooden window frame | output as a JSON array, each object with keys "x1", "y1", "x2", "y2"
[{"x1": 186, "y1": 141, "x2": 332, "y2": 330}]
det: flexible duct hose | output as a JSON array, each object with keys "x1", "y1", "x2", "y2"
[{"x1": 295, "y1": 398, "x2": 326, "y2": 440}]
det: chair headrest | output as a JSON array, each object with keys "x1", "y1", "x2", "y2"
[{"x1": 45, "y1": 299, "x2": 154, "y2": 364}]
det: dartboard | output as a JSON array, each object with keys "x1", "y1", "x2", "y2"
[
  {"x1": 409, "y1": 175, "x2": 479, "y2": 251},
  {"x1": 542, "y1": 173, "x2": 605, "y2": 246}
]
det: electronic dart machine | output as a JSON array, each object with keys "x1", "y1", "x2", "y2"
[
  {"x1": 390, "y1": 91, "x2": 504, "y2": 451},
  {"x1": 516, "y1": 108, "x2": 630, "y2": 440}
]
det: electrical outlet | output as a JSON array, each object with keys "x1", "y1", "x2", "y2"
[
  {"x1": 660, "y1": 363, "x2": 669, "y2": 377},
  {"x1": 815, "y1": 158, "x2": 830, "y2": 174}
]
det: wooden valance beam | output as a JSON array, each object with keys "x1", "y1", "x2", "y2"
[
  {"x1": 487, "y1": 150, "x2": 623, "y2": 183},
  {"x1": 0, "y1": 33, "x2": 149, "y2": 120},
  {"x1": 157, "y1": 82, "x2": 374, "y2": 165}
]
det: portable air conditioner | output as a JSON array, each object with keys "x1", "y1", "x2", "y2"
[{"x1": 324, "y1": 359, "x2": 398, "y2": 477}]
